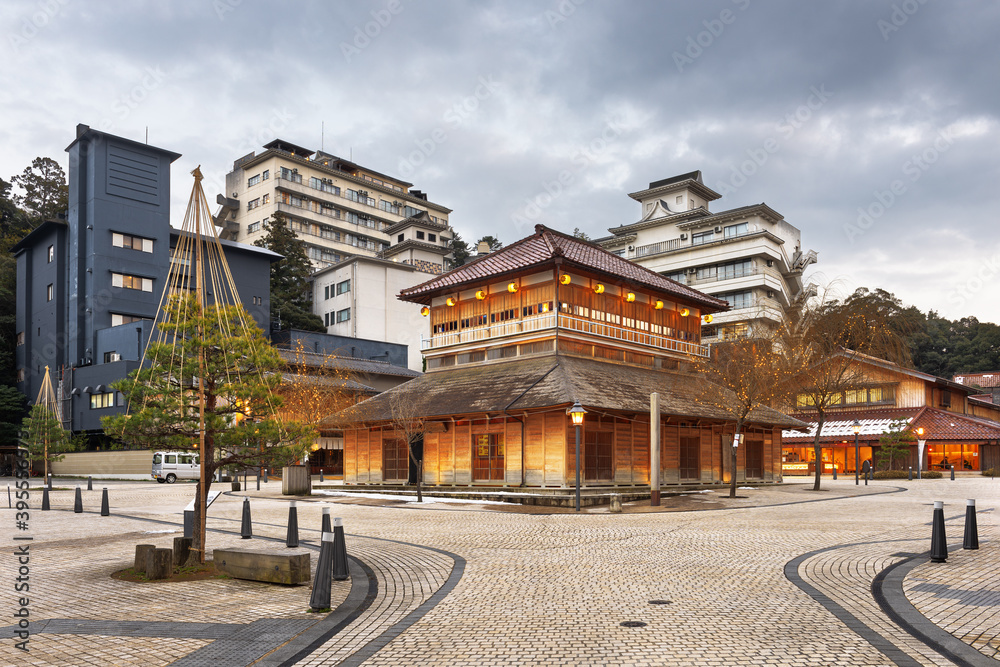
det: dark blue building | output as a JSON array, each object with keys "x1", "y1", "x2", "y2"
[{"x1": 13, "y1": 124, "x2": 279, "y2": 440}]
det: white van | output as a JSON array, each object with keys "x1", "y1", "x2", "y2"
[{"x1": 152, "y1": 451, "x2": 200, "y2": 484}]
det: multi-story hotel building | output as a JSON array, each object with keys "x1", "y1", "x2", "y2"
[
  {"x1": 595, "y1": 171, "x2": 817, "y2": 343},
  {"x1": 218, "y1": 139, "x2": 453, "y2": 273}
]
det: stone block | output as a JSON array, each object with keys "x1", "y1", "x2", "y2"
[{"x1": 213, "y1": 548, "x2": 311, "y2": 585}]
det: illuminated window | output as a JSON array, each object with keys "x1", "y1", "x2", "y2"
[
  {"x1": 90, "y1": 392, "x2": 116, "y2": 409},
  {"x1": 111, "y1": 273, "x2": 153, "y2": 292},
  {"x1": 112, "y1": 233, "x2": 153, "y2": 253},
  {"x1": 47, "y1": 245, "x2": 54, "y2": 262}
]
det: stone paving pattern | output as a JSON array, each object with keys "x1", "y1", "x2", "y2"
[{"x1": 0, "y1": 477, "x2": 996, "y2": 666}]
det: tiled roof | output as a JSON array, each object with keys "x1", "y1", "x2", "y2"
[
  {"x1": 782, "y1": 407, "x2": 1000, "y2": 443},
  {"x1": 955, "y1": 372, "x2": 1000, "y2": 388},
  {"x1": 276, "y1": 349, "x2": 420, "y2": 378},
  {"x1": 332, "y1": 354, "x2": 805, "y2": 428},
  {"x1": 399, "y1": 225, "x2": 729, "y2": 311}
]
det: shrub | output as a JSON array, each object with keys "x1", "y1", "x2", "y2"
[
  {"x1": 982, "y1": 468, "x2": 996, "y2": 477},
  {"x1": 873, "y1": 470, "x2": 942, "y2": 480}
]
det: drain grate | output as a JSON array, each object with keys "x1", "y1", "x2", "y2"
[
  {"x1": 620, "y1": 621, "x2": 647, "y2": 628},
  {"x1": 648, "y1": 600, "x2": 672, "y2": 605}
]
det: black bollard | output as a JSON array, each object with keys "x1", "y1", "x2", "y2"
[
  {"x1": 964, "y1": 499, "x2": 979, "y2": 550},
  {"x1": 74, "y1": 486, "x2": 83, "y2": 513},
  {"x1": 286, "y1": 500, "x2": 299, "y2": 548},
  {"x1": 263, "y1": 468, "x2": 268, "y2": 484},
  {"x1": 908, "y1": 467, "x2": 912, "y2": 481},
  {"x1": 332, "y1": 517, "x2": 348, "y2": 581},
  {"x1": 319, "y1": 468, "x2": 324, "y2": 482},
  {"x1": 87, "y1": 476, "x2": 93, "y2": 491},
  {"x1": 42, "y1": 486, "x2": 50, "y2": 511},
  {"x1": 832, "y1": 466, "x2": 837, "y2": 480},
  {"x1": 47, "y1": 474, "x2": 52, "y2": 490},
  {"x1": 183, "y1": 510, "x2": 194, "y2": 538},
  {"x1": 950, "y1": 465, "x2": 955, "y2": 481},
  {"x1": 930, "y1": 500, "x2": 948, "y2": 563},
  {"x1": 240, "y1": 497, "x2": 253, "y2": 539},
  {"x1": 309, "y1": 531, "x2": 334, "y2": 611},
  {"x1": 100, "y1": 488, "x2": 109, "y2": 516},
  {"x1": 321, "y1": 506, "x2": 331, "y2": 534}
]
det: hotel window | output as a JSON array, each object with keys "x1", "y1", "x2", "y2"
[
  {"x1": 90, "y1": 392, "x2": 116, "y2": 409},
  {"x1": 692, "y1": 230, "x2": 714, "y2": 245},
  {"x1": 262, "y1": 193, "x2": 270, "y2": 205},
  {"x1": 719, "y1": 291, "x2": 752, "y2": 310},
  {"x1": 724, "y1": 222, "x2": 749, "y2": 239},
  {"x1": 336, "y1": 279, "x2": 351, "y2": 295},
  {"x1": 47, "y1": 245, "x2": 54, "y2": 262},
  {"x1": 398, "y1": 234, "x2": 404, "y2": 243},
  {"x1": 336, "y1": 308, "x2": 351, "y2": 323},
  {"x1": 416, "y1": 231, "x2": 425, "y2": 240},
  {"x1": 112, "y1": 272, "x2": 153, "y2": 292},
  {"x1": 111, "y1": 313, "x2": 147, "y2": 326},
  {"x1": 323, "y1": 285, "x2": 330, "y2": 300},
  {"x1": 324, "y1": 312, "x2": 330, "y2": 327},
  {"x1": 247, "y1": 174, "x2": 261, "y2": 187},
  {"x1": 262, "y1": 169, "x2": 269, "y2": 180},
  {"x1": 247, "y1": 197, "x2": 261, "y2": 211},
  {"x1": 47, "y1": 284, "x2": 53, "y2": 301},
  {"x1": 379, "y1": 200, "x2": 399, "y2": 214},
  {"x1": 113, "y1": 233, "x2": 154, "y2": 253},
  {"x1": 247, "y1": 221, "x2": 261, "y2": 234},
  {"x1": 428, "y1": 233, "x2": 436, "y2": 242},
  {"x1": 403, "y1": 205, "x2": 422, "y2": 218}
]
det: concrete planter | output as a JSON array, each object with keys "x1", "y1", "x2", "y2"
[{"x1": 282, "y1": 465, "x2": 311, "y2": 495}]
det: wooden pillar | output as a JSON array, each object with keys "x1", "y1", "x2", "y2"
[{"x1": 650, "y1": 392, "x2": 660, "y2": 506}]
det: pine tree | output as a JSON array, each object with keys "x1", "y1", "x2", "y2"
[
  {"x1": 253, "y1": 212, "x2": 325, "y2": 332},
  {"x1": 11, "y1": 157, "x2": 68, "y2": 222}
]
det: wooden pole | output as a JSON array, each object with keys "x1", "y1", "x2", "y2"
[
  {"x1": 650, "y1": 392, "x2": 660, "y2": 506},
  {"x1": 194, "y1": 167, "x2": 207, "y2": 564}
]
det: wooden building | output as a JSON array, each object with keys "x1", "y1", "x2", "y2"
[
  {"x1": 782, "y1": 352, "x2": 1000, "y2": 475},
  {"x1": 341, "y1": 225, "x2": 804, "y2": 489}
]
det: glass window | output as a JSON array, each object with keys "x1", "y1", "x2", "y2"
[
  {"x1": 165, "y1": 454, "x2": 176, "y2": 464},
  {"x1": 336, "y1": 279, "x2": 351, "y2": 295},
  {"x1": 153, "y1": 453, "x2": 162, "y2": 464},
  {"x1": 416, "y1": 231, "x2": 425, "y2": 240},
  {"x1": 247, "y1": 174, "x2": 261, "y2": 187},
  {"x1": 336, "y1": 308, "x2": 350, "y2": 323},
  {"x1": 692, "y1": 230, "x2": 714, "y2": 245},
  {"x1": 47, "y1": 245, "x2": 54, "y2": 262},
  {"x1": 90, "y1": 392, "x2": 116, "y2": 409},
  {"x1": 724, "y1": 222, "x2": 749, "y2": 238},
  {"x1": 428, "y1": 233, "x2": 436, "y2": 242},
  {"x1": 47, "y1": 284, "x2": 53, "y2": 301}
]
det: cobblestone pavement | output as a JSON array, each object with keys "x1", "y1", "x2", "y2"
[{"x1": 0, "y1": 476, "x2": 997, "y2": 666}]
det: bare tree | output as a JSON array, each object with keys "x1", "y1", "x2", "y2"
[
  {"x1": 697, "y1": 332, "x2": 796, "y2": 498},
  {"x1": 782, "y1": 286, "x2": 911, "y2": 490},
  {"x1": 387, "y1": 390, "x2": 425, "y2": 502}
]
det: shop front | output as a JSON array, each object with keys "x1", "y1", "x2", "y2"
[
  {"x1": 782, "y1": 443, "x2": 873, "y2": 476},
  {"x1": 926, "y1": 443, "x2": 980, "y2": 471}
]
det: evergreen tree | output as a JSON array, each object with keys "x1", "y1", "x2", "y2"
[
  {"x1": 104, "y1": 295, "x2": 313, "y2": 563},
  {"x1": 21, "y1": 404, "x2": 76, "y2": 475},
  {"x1": 253, "y1": 212, "x2": 325, "y2": 332},
  {"x1": 477, "y1": 235, "x2": 503, "y2": 252},
  {"x1": 448, "y1": 232, "x2": 471, "y2": 268},
  {"x1": 11, "y1": 157, "x2": 68, "y2": 222}
]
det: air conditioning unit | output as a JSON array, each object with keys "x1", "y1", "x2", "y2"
[
  {"x1": 766, "y1": 260, "x2": 773, "y2": 267},
  {"x1": 292, "y1": 168, "x2": 298, "y2": 174},
  {"x1": 679, "y1": 233, "x2": 687, "y2": 240},
  {"x1": 714, "y1": 226, "x2": 722, "y2": 233},
  {"x1": 109, "y1": 353, "x2": 122, "y2": 362},
  {"x1": 766, "y1": 290, "x2": 774, "y2": 299},
  {"x1": 232, "y1": 192, "x2": 238, "y2": 197},
  {"x1": 688, "y1": 267, "x2": 697, "y2": 274},
  {"x1": 627, "y1": 245, "x2": 635, "y2": 252}
]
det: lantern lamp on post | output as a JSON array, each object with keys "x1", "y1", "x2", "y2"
[
  {"x1": 568, "y1": 400, "x2": 587, "y2": 512},
  {"x1": 851, "y1": 420, "x2": 861, "y2": 486}
]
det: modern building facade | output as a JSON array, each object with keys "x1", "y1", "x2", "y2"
[
  {"x1": 219, "y1": 139, "x2": 453, "y2": 273},
  {"x1": 13, "y1": 125, "x2": 277, "y2": 440},
  {"x1": 312, "y1": 256, "x2": 438, "y2": 371},
  {"x1": 337, "y1": 225, "x2": 803, "y2": 489},
  {"x1": 595, "y1": 171, "x2": 817, "y2": 343}
]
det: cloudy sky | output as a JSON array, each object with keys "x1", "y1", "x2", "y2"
[{"x1": 2, "y1": 1, "x2": 998, "y2": 322}]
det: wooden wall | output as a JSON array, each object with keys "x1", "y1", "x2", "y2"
[{"x1": 345, "y1": 414, "x2": 785, "y2": 487}]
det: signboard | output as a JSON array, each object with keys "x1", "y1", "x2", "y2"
[{"x1": 184, "y1": 489, "x2": 222, "y2": 512}]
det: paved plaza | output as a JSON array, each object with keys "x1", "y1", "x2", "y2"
[{"x1": 1, "y1": 475, "x2": 997, "y2": 666}]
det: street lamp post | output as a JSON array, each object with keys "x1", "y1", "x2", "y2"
[
  {"x1": 915, "y1": 427, "x2": 925, "y2": 480},
  {"x1": 568, "y1": 400, "x2": 587, "y2": 512},
  {"x1": 852, "y1": 420, "x2": 861, "y2": 486}
]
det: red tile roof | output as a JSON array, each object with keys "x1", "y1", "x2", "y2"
[
  {"x1": 399, "y1": 225, "x2": 730, "y2": 311},
  {"x1": 954, "y1": 372, "x2": 1000, "y2": 388},
  {"x1": 782, "y1": 406, "x2": 1000, "y2": 444},
  {"x1": 909, "y1": 407, "x2": 1000, "y2": 441}
]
